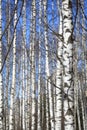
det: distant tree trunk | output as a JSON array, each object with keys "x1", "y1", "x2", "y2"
[
  {"x1": 73, "y1": 31, "x2": 81, "y2": 130},
  {"x1": 16, "y1": 57, "x2": 21, "y2": 130},
  {"x1": 0, "y1": 0, "x2": 3, "y2": 129},
  {"x1": 22, "y1": 1, "x2": 29, "y2": 129},
  {"x1": 84, "y1": 17, "x2": 87, "y2": 128},
  {"x1": 74, "y1": 2, "x2": 82, "y2": 130},
  {"x1": 5, "y1": 1, "x2": 10, "y2": 129},
  {"x1": 9, "y1": 0, "x2": 17, "y2": 129},
  {"x1": 81, "y1": 2, "x2": 86, "y2": 129},
  {"x1": 55, "y1": 0, "x2": 63, "y2": 129},
  {"x1": 26, "y1": 56, "x2": 30, "y2": 129},
  {"x1": 51, "y1": 1, "x2": 56, "y2": 129},
  {"x1": 77, "y1": 81, "x2": 81, "y2": 130},
  {"x1": 79, "y1": 78, "x2": 85, "y2": 130},
  {"x1": 22, "y1": 0, "x2": 26, "y2": 129},
  {"x1": 22, "y1": 44, "x2": 25, "y2": 130},
  {"x1": 19, "y1": 55, "x2": 22, "y2": 130},
  {"x1": 29, "y1": 10, "x2": 33, "y2": 130},
  {"x1": 38, "y1": 0, "x2": 42, "y2": 129},
  {"x1": 25, "y1": 56, "x2": 28, "y2": 130},
  {"x1": 43, "y1": 0, "x2": 54, "y2": 129},
  {"x1": 31, "y1": 0, "x2": 36, "y2": 129},
  {"x1": 62, "y1": 0, "x2": 74, "y2": 130}
]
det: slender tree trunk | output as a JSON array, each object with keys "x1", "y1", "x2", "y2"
[
  {"x1": 73, "y1": 37, "x2": 81, "y2": 130},
  {"x1": 77, "y1": 82, "x2": 81, "y2": 130},
  {"x1": 84, "y1": 13, "x2": 87, "y2": 130},
  {"x1": 43, "y1": 0, "x2": 54, "y2": 129},
  {"x1": 81, "y1": 2, "x2": 86, "y2": 129},
  {"x1": 43, "y1": 1, "x2": 49, "y2": 129},
  {"x1": 19, "y1": 55, "x2": 22, "y2": 130},
  {"x1": 85, "y1": 59, "x2": 87, "y2": 130},
  {"x1": 0, "y1": 0, "x2": 3, "y2": 129},
  {"x1": 38, "y1": 0, "x2": 42, "y2": 129},
  {"x1": 29, "y1": 10, "x2": 33, "y2": 129},
  {"x1": 24, "y1": 51, "x2": 28, "y2": 130},
  {"x1": 79, "y1": 78, "x2": 85, "y2": 130},
  {"x1": 9, "y1": 0, "x2": 17, "y2": 129},
  {"x1": 62, "y1": 0, "x2": 74, "y2": 130},
  {"x1": 16, "y1": 57, "x2": 21, "y2": 130},
  {"x1": 22, "y1": 0, "x2": 27, "y2": 129},
  {"x1": 26, "y1": 57, "x2": 30, "y2": 129},
  {"x1": 22, "y1": 48, "x2": 25, "y2": 130},
  {"x1": 31, "y1": 0, "x2": 36, "y2": 129},
  {"x1": 5, "y1": 1, "x2": 10, "y2": 129},
  {"x1": 55, "y1": 0, "x2": 63, "y2": 129},
  {"x1": 51, "y1": 1, "x2": 56, "y2": 129}
]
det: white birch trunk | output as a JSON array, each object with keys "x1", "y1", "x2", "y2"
[
  {"x1": 26, "y1": 58, "x2": 30, "y2": 129},
  {"x1": 0, "y1": 0, "x2": 3, "y2": 129},
  {"x1": 85, "y1": 61, "x2": 87, "y2": 130},
  {"x1": 29, "y1": 13, "x2": 33, "y2": 129},
  {"x1": 43, "y1": 0, "x2": 49, "y2": 129},
  {"x1": 22, "y1": 0, "x2": 26, "y2": 129},
  {"x1": 62, "y1": 0, "x2": 74, "y2": 130},
  {"x1": 31, "y1": 0, "x2": 36, "y2": 129},
  {"x1": 77, "y1": 82, "x2": 81, "y2": 130},
  {"x1": 22, "y1": 49, "x2": 25, "y2": 130},
  {"x1": 81, "y1": 4, "x2": 86, "y2": 130},
  {"x1": 43, "y1": 0, "x2": 54, "y2": 129},
  {"x1": 38, "y1": 0, "x2": 42, "y2": 129},
  {"x1": 84, "y1": 18, "x2": 87, "y2": 130},
  {"x1": 79, "y1": 80, "x2": 85, "y2": 130},
  {"x1": 9, "y1": 0, "x2": 17, "y2": 130},
  {"x1": 55, "y1": 0, "x2": 63, "y2": 129},
  {"x1": 5, "y1": 1, "x2": 10, "y2": 129},
  {"x1": 51, "y1": 2, "x2": 56, "y2": 129},
  {"x1": 73, "y1": 40, "x2": 81, "y2": 130},
  {"x1": 24, "y1": 52, "x2": 28, "y2": 130}
]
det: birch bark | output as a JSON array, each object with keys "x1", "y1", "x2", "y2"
[
  {"x1": 55, "y1": 0, "x2": 63, "y2": 129},
  {"x1": 43, "y1": 0, "x2": 54, "y2": 129},
  {"x1": 5, "y1": 1, "x2": 10, "y2": 129},
  {"x1": 62, "y1": 0, "x2": 74, "y2": 129},
  {"x1": 31, "y1": 0, "x2": 36, "y2": 129},
  {"x1": 22, "y1": 0, "x2": 26, "y2": 129},
  {"x1": 38, "y1": 0, "x2": 42, "y2": 129},
  {"x1": 0, "y1": 0, "x2": 3, "y2": 129},
  {"x1": 81, "y1": 2, "x2": 86, "y2": 129},
  {"x1": 9, "y1": 0, "x2": 17, "y2": 130}
]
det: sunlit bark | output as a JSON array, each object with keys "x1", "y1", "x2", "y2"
[
  {"x1": 43, "y1": 0, "x2": 54, "y2": 129},
  {"x1": 62, "y1": 0, "x2": 74, "y2": 129},
  {"x1": 31, "y1": 0, "x2": 36, "y2": 129},
  {"x1": 22, "y1": 0, "x2": 26, "y2": 129},
  {"x1": 55, "y1": 0, "x2": 63, "y2": 129},
  {"x1": 9, "y1": 0, "x2": 17, "y2": 130},
  {"x1": 5, "y1": 0, "x2": 10, "y2": 129},
  {"x1": 0, "y1": 0, "x2": 3, "y2": 129},
  {"x1": 38, "y1": 0, "x2": 42, "y2": 129}
]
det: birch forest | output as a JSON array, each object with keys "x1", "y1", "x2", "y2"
[{"x1": 0, "y1": 0, "x2": 87, "y2": 130}]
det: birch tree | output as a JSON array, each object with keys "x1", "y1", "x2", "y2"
[
  {"x1": 38, "y1": 0, "x2": 42, "y2": 129},
  {"x1": 62, "y1": 0, "x2": 74, "y2": 129},
  {"x1": 22, "y1": 0, "x2": 27, "y2": 129},
  {"x1": 31, "y1": 0, "x2": 36, "y2": 129},
  {"x1": 43, "y1": 0, "x2": 54, "y2": 129},
  {"x1": 55, "y1": 0, "x2": 63, "y2": 129},
  {"x1": 0, "y1": 0, "x2": 3, "y2": 129},
  {"x1": 81, "y1": 2, "x2": 86, "y2": 129},
  {"x1": 26, "y1": 55, "x2": 31, "y2": 129},
  {"x1": 74, "y1": 19, "x2": 81, "y2": 130},
  {"x1": 5, "y1": 0, "x2": 10, "y2": 129},
  {"x1": 9, "y1": 0, "x2": 17, "y2": 129}
]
